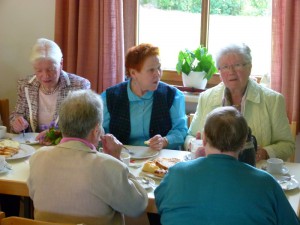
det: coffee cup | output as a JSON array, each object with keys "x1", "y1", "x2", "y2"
[
  {"x1": 0, "y1": 156, "x2": 6, "y2": 170},
  {"x1": 266, "y1": 158, "x2": 284, "y2": 174},
  {"x1": 0, "y1": 126, "x2": 7, "y2": 139},
  {"x1": 190, "y1": 139, "x2": 203, "y2": 159},
  {"x1": 120, "y1": 152, "x2": 131, "y2": 166}
]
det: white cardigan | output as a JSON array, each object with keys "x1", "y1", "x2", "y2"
[{"x1": 27, "y1": 141, "x2": 148, "y2": 225}]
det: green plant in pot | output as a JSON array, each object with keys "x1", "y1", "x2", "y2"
[{"x1": 176, "y1": 46, "x2": 218, "y2": 89}]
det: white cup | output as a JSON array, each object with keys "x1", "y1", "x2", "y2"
[
  {"x1": 266, "y1": 158, "x2": 284, "y2": 174},
  {"x1": 0, "y1": 156, "x2": 6, "y2": 170},
  {"x1": 190, "y1": 139, "x2": 203, "y2": 159},
  {"x1": 0, "y1": 126, "x2": 7, "y2": 139},
  {"x1": 120, "y1": 152, "x2": 131, "y2": 166}
]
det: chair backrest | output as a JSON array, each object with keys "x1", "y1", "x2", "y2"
[
  {"x1": 0, "y1": 211, "x2": 5, "y2": 220},
  {"x1": 0, "y1": 217, "x2": 79, "y2": 225},
  {"x1": 288, "y1": 121, "x2": 297, "y2": 162},
  {"x1": 0, "y1": 99, "x2": 9, "y2": 130}
]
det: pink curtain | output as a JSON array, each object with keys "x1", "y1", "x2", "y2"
[
  {"x1": 272, "y1": 0, "x2": 300, "y2": 131},
  {"x1": 55, "y1": 0, "x2": 125, "y2": 93}
]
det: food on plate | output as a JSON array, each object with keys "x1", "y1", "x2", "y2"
[
  {"x1": 45, "y1": 127, "x2": 62, "y2": 145},
  {"x1": 142, "y1": 161, "x2": 160, "y2": 173},
  {"x1": 154, "y1": 157, "x2": 182, "y2": 170},
  {"x1": 142, "y1": 157, "x2": 182, "y2": 178},
  {"x1": 0, "y1": 140, "x2": 20, "y2": 157},
  {"x1": 144, "y1": 140, "x2": 150, "y2": 145}
]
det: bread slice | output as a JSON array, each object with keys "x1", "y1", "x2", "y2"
[
  {"x1": 153, "y1": 157, "x2": 182, "y2": 170},
  {"x1": 0, "y1": 140, "x2": 20, "y2": 149},
  {"x1": 0, "y1": 140, "x2": 20, "y2": 157},
  {"x1": 142, "y1": 161, "x2": 159, "y2": 173}
]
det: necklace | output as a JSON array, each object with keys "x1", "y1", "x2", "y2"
[{"x1": 40, "y1": 85, "x2": 59, "y2": 95}]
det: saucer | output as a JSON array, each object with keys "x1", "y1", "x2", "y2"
[{"x1": 280, "y1": 178, "x2": 299, "y2": 191}]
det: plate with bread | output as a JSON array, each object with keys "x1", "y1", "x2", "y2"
[
  {"x1": 141, "y1": 157, "x2": 182, "y2": 179},
  {"x1": 124, "y1": 145, "x2": 159, "y2": 159},
  {"x1": 0, "y1": 139, "x2": 35, "y2": 160}
]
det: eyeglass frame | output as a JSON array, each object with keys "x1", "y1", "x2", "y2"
[{"x1": 218, "y1": 62, "x2": 249, "y2": 73}]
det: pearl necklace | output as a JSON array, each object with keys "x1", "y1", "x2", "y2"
[{"x1": 40, "y1": 85, "x2": 59, "y2": 95}]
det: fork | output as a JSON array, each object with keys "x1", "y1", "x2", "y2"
[{"x1": 122, "y1": 145, "x2": 134, "y2": 155}]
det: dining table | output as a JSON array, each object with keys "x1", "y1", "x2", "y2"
[{"x1": 0, "y1": 135, "x2": 299, "y2": 220}]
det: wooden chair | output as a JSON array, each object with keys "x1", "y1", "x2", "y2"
[
  {"x1": 0, "y1": 99, "x2": 9, "y2": 131},
  {"x1": 0, "y1": 211, "x2": 5, "y2": 220},
  {"x1": 289, "y1": 121, "x2": 297, "y2": 162},
  {"x1": 0, "y1": 216, "x2": 80, "y2": 225}
]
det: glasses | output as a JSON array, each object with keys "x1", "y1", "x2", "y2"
[{"x1": 219, "y1": 63, "x2": 248, "y2": 73}]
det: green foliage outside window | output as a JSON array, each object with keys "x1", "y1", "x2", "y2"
[{"x1": 140, "y1": 0, "x2": 270, "y2": 16}]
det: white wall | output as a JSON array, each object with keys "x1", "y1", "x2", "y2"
[{"x1": 0, "y1": 0, "x2": 55, "y2": 112}]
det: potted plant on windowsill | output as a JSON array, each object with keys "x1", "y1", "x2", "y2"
[{"x1": 176, "y1": 46, "x2": 218, "y2": 89}]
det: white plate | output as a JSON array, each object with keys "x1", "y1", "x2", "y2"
[
  {"x1": 280, "y1": 178, "x2": 299, "y2": 191},
  {"x1": 136, "y1": 176, "x2": 156, "y2": 189},
  {"x1": 124, "y1": 145, "x2": 159, "y2": 159},
  {"x1": 11, "y1": 133, "x2": 39, "y2": 145},
  {"x1": 140, "y1": 171, "x2": 163, "y2": 180},
  {"x1": 5, "y1": 144, "x2": 35, "y2": 160},
  {"x1": 0, "y1": 167, "x2": 10, "y2": 175}
]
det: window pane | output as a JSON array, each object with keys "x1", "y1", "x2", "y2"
[
  {"x1": 138, "y1": 0, "x2": 272, "y2": 77},
  {"x1": 138, "y1": 0, "x2": 202, "y2": 70},
  {"x1": 208, "y1": 0, "x2": 272, "y2": 76}
]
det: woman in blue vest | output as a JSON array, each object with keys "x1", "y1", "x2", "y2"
[{"x1": 101, "y1": 43, "x2": 187, "y2": 150}]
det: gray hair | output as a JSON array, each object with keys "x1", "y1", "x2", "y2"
[
  {"x1": 204, "y1": 106, "x2": 248, "y2": 153},
  {"x1": 215, "y1": 43, "x2": 252, "y2": 68},
  {"x1": 59, "y1": 90, "x2": 103, "y2": 139},
  {"x1": 30, "y1": 38, "x2": 63, "y2": 67}
]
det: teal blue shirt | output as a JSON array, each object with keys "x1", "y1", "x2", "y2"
[
  {"x1": 155, "y1": 154, "x2": 300, "y2": 225},
  {"x1": 101, "y1": 80, "x2": 187, "y2": 149}
]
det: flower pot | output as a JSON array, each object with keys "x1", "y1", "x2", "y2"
[{"x1": 182, "y1": 71, "x2": 207, "y2": 89}]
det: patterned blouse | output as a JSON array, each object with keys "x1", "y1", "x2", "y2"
[{"x1": 10, "y1": 71, "x2": 90, "y2": 133}]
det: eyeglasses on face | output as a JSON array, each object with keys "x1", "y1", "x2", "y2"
[{"x1": 219, "y1": 63, "x2": 248, "y2": 73}]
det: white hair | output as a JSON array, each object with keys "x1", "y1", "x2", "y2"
[
  {"x1": 30, "y1": 38, "x2": 63, "y2": 67},
  {"x1": 215, "y1": 43, "x2": 252, "y2": 69}
]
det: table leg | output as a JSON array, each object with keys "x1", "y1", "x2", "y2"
[{"x1": 23, "y1": 197, "x2": 33, "y2": 218}]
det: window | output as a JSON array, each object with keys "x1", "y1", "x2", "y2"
[{"x1": 138, "y1": 0, "x2": 272, "y2": 83}]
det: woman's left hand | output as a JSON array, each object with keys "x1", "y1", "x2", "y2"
[{"x1": 35, "y1": 130, "x2": 52, "y2": 146}]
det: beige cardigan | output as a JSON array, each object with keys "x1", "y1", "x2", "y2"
[{"x1": 27, "y1": 141, "x2": 148, "y2": 225}]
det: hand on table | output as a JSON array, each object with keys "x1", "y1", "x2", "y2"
[
  {"x1": 188, "y1": 131, "x2": 205, "y2": 158},
  {"x1": 11, "y1": 116, "x2": 29, "y2": 133},
  {"x1": 35, "y1": 130, "x2": 52, "y2": 146},
  {"x1": 101, "y1": 134, "x2": 123, "y2": 160},
  {"x1": 146, "y1": 135, "x2": 168, "y2": 151}
]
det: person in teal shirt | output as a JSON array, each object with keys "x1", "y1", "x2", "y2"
[
  {"x1": 155, "y1": 106, "x2": 299, "y2": 225},
  {"x1": 101, "y1": 43, "x2": 187, "y2": 150}
]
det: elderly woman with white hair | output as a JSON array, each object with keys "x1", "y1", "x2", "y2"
[
  {"x1": 27, "y1": 89, "x2": 148, "y2": 225},
  {"x1": 185, "y1": 43, "x2": 294, "y2": 162},
  {"x1": 10, "y1": 38, "x2": 90, "y2": 134}
]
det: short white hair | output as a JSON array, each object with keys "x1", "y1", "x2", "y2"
[
  {"x1": 30, "y1": 38, "x2": 63, "y2": 67},
  {"x1": 215, "y1": 43, "x2": 252, "y2": 69}
]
